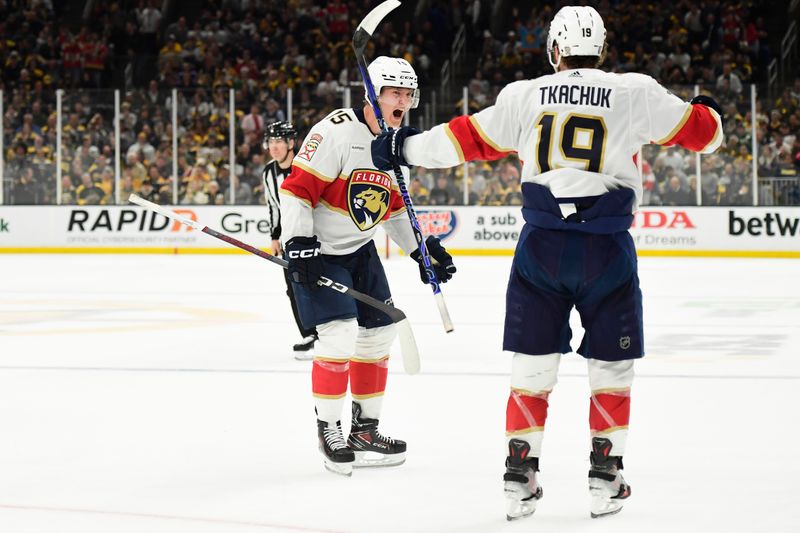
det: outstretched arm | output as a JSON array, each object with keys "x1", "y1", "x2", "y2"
[
  {"x1": 639, "y1": 76, "x2": 724, "y2": 154},
  {"x1": 373, "y1": 83, "x2": 523, "y2": 171}
]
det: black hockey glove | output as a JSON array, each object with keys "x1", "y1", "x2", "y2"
[
  {"x1": 410, "y1": 236, "x2": 456, "y2": 285},
  {"x1": 371, "y1": 127, "x2": 421, "y2": 171},
  {"x1": 285, "y1": 236, "x2": 323, "y2": 289},
  {"x1": 690, "y1": 95, "x2": 724, "y2": 126}
]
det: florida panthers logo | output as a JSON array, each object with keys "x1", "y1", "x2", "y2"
[{"x1": 348, "y1": 169, "x2": 392, "y2": 231}]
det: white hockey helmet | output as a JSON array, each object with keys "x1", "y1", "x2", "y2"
[
  {"x1": 367, "y1": 56, "x2": 420, "y2": 109},
  {"x1": 547, "y1": 6, "x2": 606, "y2": 71}
]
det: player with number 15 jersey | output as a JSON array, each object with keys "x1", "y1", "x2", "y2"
[{"x1": 278, "y1": 56, "x2": 456, "y2": 477}]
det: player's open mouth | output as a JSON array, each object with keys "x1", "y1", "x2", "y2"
[{"x1": 392, "y1": 109, "x2": 403, "y2": 119}]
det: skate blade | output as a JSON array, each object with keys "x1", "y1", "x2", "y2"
[
  {"x1": 590, "y1": 495, "x2": 624, "y2": 518},
  {"x1": 504, "y1": 483, "x2": 540, "y2": 521},
  {"x1": 505, "y1": 497, "x2": 537, "y2": 521},
  {"x1": 293, "y1": 352, "x2": 313, "y2": 361},
  {"x1": 352, "y1": 450, "x2": 406, "y2": 468},
  {"x1": 590, "y1": 505, "x2": 623, "y2": 519},
  {"x1": 323, "y1": 458, "x2": 353, "y2": 477}
]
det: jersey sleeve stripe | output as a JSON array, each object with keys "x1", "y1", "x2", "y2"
[
  {"x1": 281, "y1": 164, "x2": 336, "y2": 206},
  {"x1": 469, "y1": 115, "x2": 514, "y2": 153},
  {"x1": 279, "y1": 187, "x2": 312, "y2": 206},
  {"x1": 446, "y1": 115, "x2": 514, "y2": 162},
  {"x1": 660, "y1": 104, "x2": 721, "y2": 152},
  {"x1": 699, "y1": 114, "x2": 722, "y2": 152},
  {"x1": 444, "y1": 124, "x2": 466, "y2": 163},
  {"x1": 292, "y1": 160, "x2": 336, "y2": 182},
  {"x1": 653, "y1": 105, "x2": 692, "y2": 145}
]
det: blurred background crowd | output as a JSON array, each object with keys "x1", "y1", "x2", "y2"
[{"x1": 1, "y1": 0, "x2": 798, "y2": 207}]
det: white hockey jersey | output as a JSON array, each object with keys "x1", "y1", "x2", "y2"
[
  {"x1": 280, "y1": 107, "x2": 418, "y2": 256},
  {"x1": 404, "y1": 69, "x2": 723, "y2": 209}
]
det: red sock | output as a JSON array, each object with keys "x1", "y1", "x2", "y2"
[
  {"x1": 589, "y1": 392, "x2": 631, "y2": 433},
  {"x1": 349, "y1": 357, "x2": 389, "y2": 401},
  {"x1": 506, "y1": 389, "x2": 549, "y2": 435},
  {"x1": 312, "y1": 359, "x2": 349, "y2": 399}
]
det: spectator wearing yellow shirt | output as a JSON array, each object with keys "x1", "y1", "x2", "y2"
[
  {"x1": 147, "y1": 164, "x2": 168, "y2": 189},
  {"x1": 97, "y1": 168, "x2": 116, "y2": 204},
  {"x1": 181, "y1": 176, "x2": 210, "y2": 205},
  {"x1": 408, "y1": 178, "x2": 429, "y2": 204},
  {"x1": 76, "y1": 172, "x2": 104, "y2": 205},
  {"x1": 158, "y1": 34, "x2": 183, "y2": 68},
  {"x1": 125, "y1": 152, "x2": 147, "y2": 188},
  {"x1": 117, "y1": 174, "x2": 135, "y2": 204}
]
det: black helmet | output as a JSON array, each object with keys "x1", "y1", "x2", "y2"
[{"x1": 263, "y1": 121, "x2": 297, "y2": 149}]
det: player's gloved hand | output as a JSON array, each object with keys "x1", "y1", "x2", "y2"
[
  {"x1": 690, "y1": 95, "x2": 724, "y2": 126},
  {"x1": 371, "y1": 127, "x2": 421, "y2": 170},
  {"x1": 410, "y1": 236, "x2": 457, "y2": 285},
  {"x1": 285, "y1": 236, "x2": 323, "y2": 289}
]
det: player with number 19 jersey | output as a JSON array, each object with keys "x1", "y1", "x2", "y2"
[
  {"x1": 404, "y1": 69, "x2": 722, "y2": 210},
  {"x1": 373, "y1": 9, "x2": 724, "y2": 519},
  {"x1": 279, "y1": 107, "x2": 417, "y2": 255}
]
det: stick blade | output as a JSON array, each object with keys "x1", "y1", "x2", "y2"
[
  {"x1": 396, "y1": 318, "x2": 420, "y2": 375},
  {"x1": 434, "y1": 292, "x2": 454, "y2": 333},
  {"x1": 356, "y1": 0, "x2": 401, "y2": 36}
]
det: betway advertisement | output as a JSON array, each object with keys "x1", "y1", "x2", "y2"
[{"x1": 0, "y1": 206, "x2": 798, "y2": 256}]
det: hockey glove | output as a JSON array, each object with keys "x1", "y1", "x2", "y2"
[
  {"x1": 690, "y1": 95, "x2": 724, "y2": 126},
  {"x1": 410, "y1": 236, "x2": 457, "y2": 285},
  {"x1": 285, "y1": 236, "x2": 323, "y2": 289},
  {"x1": 371, "y1": 127, "x2": 421, "y2": 171}
]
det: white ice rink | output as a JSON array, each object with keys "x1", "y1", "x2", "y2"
[{"x1": 1, "y1": 252, "x2": 799, "y2": 533}]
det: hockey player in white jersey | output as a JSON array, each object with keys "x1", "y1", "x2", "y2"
[
  {"x1": 372, "y1": 6, "x2": 723, "y2": 519},
  {"x1": 261, "y1": 121, "x2": 318, "y2": 356},
  {"x1": 279, "y1": 56, "x2": 457, "y2": 476}
]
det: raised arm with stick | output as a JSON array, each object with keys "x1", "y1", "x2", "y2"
[{"x1": 352, "y1": 0, "x2": 455, "y2": 333}]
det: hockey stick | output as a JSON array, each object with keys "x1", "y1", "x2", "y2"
[
  {"x1": 353, "y1": 0, "x2": 454, "y2": 333},
  {"x1": 127, "y1": 194, "x2": 420, "y2": 374}
]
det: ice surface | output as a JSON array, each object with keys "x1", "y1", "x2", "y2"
[{"x1": 1, "y1": 253, "x2": 799, "y2": 532}]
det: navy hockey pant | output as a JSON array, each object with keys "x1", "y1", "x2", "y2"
[{"x1": 291, "y1": 241, "x2": 393, "y2": 330}]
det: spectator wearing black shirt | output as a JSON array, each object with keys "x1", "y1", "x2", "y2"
[
  {"x1": 429, "y1": 174, "x2": 458, "y2": 206},
  {"x1": 661, "y1": 175, "x2": 695, "y2": 206},
  {"x1": 13, "y1": 167, "x2": 40, "y2": 204}
]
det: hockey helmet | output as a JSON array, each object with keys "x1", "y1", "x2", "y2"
[
  {"x1": 263, "y1": 120, "x2": 297, "y2": 150},
  {"x1": 547, "y1": 6, "x2": 606, "y2": 71},
  {"x1": 367, "y1": 56, "x2": 419, "y2": 109}
]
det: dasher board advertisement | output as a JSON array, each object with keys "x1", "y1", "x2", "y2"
[{"x1": 0, "y1": 206, "x2": 797, "y2": 257}]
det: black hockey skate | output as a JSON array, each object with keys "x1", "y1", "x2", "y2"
[
  {"x1": 347, "y1": 402, "x2": 406, "y2": 468},
  {"x1": 503, "y1": 439, "x2": 543, "y2": 521},
  {"x1": 588, "y1": 437, "x2": 631, "y2": 518},
  {"x1": 317, "y1": 419, "x2": 355, "y2": 477},
  {"x1": 293, "y1": 334, "x2": 317, "y2": 360}
]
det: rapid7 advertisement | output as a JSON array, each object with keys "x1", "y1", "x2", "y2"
[
  {"x1": 0, "y1": 206, "x2": 277, "y2": 250},
  {"x1": 0, "y1": 206, "x2": 798, "y2": 256}
]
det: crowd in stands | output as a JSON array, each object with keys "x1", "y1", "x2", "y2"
[
  {"x1": 1, "y1": 0, "x2": 797, "y2": 207},
  {"x1": 462, "y1": 0, "x2": 799, "y2": 206}
]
